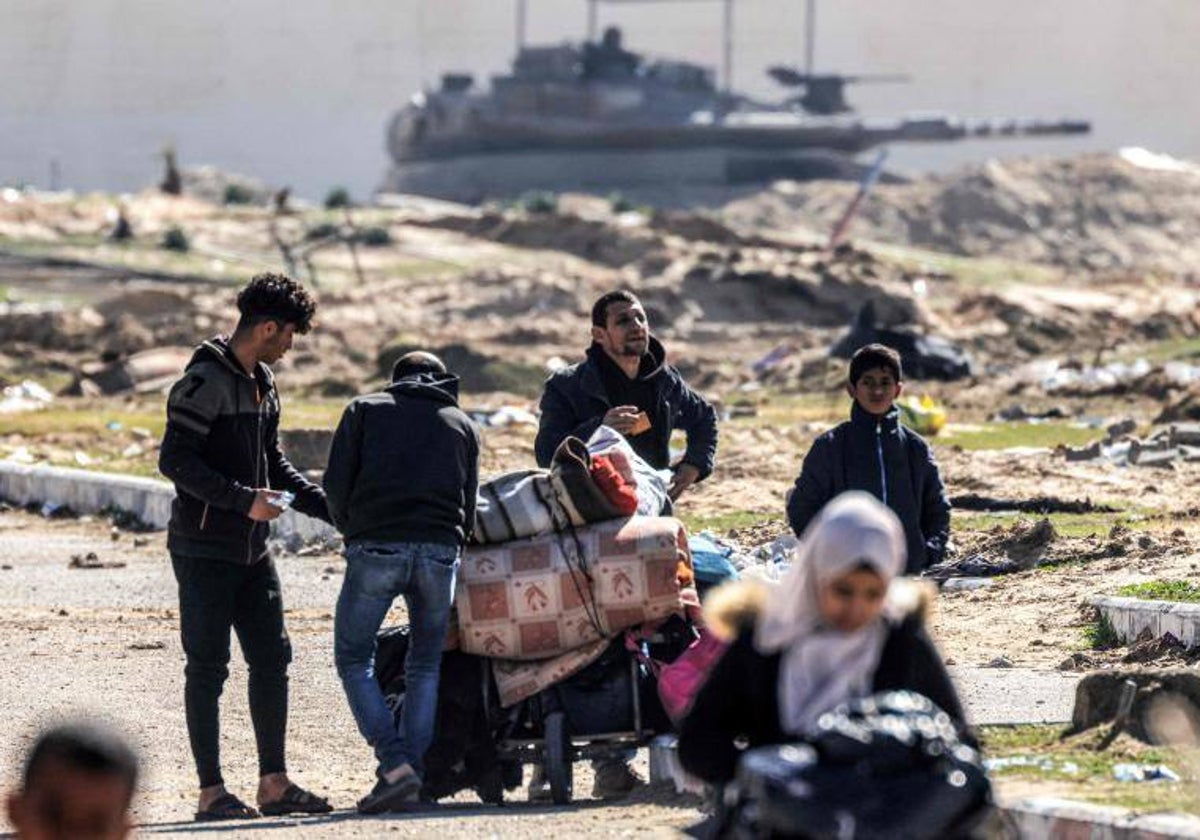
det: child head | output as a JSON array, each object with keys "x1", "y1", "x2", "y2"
[
  {"x1": 7, "y1": 723, "x2": 138, "y2": 840},
  {"x1": 846, "y1": 344, "x2": 903, "y2": 417}
]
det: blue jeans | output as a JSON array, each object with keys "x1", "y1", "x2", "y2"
[{"x1": 334, "y1": 541, "x2": 459, "y2": 778}]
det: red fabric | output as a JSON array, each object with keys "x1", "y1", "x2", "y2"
[{"x1": 589, "y1": 454, "x2": 639, "y2": 515}]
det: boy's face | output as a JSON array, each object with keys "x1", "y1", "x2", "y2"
[
  {"x1": 847, "y1": 366, "x2": 902, "y2": 416},
  {"x1": 7, "y1": 762, "x2": 133, "y2": 840}
]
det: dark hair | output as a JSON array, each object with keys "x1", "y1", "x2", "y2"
[
  {"x1": 235, "y1": 272, "x2": 317, "y2": 334},
  {"x1": 591, "y1": 290, "x2": 641, "y2": 327},
  {"x1": 392, "y1": 350, "x2": 447, "y2": 382},
  {"x1": 22, "y1": 723, "x2": 139, "y2": 803},
  {"x1": 849, "y1": 344, "x2": 902, "y2": 385}
]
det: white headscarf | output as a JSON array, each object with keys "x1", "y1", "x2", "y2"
[{"x1": 756, "y1": 491, "x2": 908, "y2": 735}]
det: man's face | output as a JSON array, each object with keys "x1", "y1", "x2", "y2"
[
  {"x1": 7, "y1": 765, "x2": 132, "y2": 840},
  {"x1": 592, "y1": 301, "x2": 649, "y2": 359},
  {"x1": 258, "y1": 321, "x2": 298, "y2": 365},
  {"x1": 846, "y1": 365, "x2": 902, "y2": 416}
]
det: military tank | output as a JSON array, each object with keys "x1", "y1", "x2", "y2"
[{"x1": 379, "y1": 26, "x2": 1089, "y2": 202}]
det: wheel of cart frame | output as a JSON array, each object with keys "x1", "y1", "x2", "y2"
[{"x1": 544, "y1": 711, "x2": 573, "y2": 805}]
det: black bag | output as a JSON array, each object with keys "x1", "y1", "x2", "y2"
[
  {"x1": 374, "y1": 625, "x2": 520, "y2": 803},
  {"x1": 728, "y1": 691, "x2": 990, "y2": 840}
]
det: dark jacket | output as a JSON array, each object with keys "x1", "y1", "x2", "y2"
[
  {"x1": 677, "y1": 585, "x2": 966, "y2": 785},
  {"x1": 323, "y1": 373, "x2": 480, "y2": 547},
  {"x1": 534, "y1": 338, "x2": 718, "y2": 478},
  {"x1": 787, "y1": 403, "x2": 950, "y2": 573},
  {"x1": 158, "y1": 337, "x2": 331, "y2": 564}
]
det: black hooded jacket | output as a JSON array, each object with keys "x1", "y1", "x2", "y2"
[
  {"x1": 786, "y1": 402, "x2": 951, "y2": 573},
  {"x1": 534, "y1": 337, "x2": 718, "y2": 478},
  {"x1": 323, "y1": 373, "x2": 480, "y2": 547},
  {"x1": 158, "y1": 337, "x2": 331, "y2": 564}
]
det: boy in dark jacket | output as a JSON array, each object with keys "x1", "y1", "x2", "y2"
[
  {"x1": 325, "y1": 352, "x2": 480, "y2": 814},
  {"x1": 158, "y1": 273, "x2": 333, "y2": 821},
  {"x1": 786, "y1": 344, "x2": 950, "y2": 573}
]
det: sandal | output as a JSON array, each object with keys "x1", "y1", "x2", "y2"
[
  {"x1": 259, "y1": 783, "x2": 333, "y2": 817},
  {"x1": 194, "y1": 792, "x2": 260, "y2": 822}
]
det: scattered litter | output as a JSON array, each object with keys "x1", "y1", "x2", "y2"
[
  {"x1": 1112, "y1": 763, "x2": 1181, "y2": 783},
  {"x1": 750, "y1": 344, "x2": 797, "y2": 376},
  {"x1": 984, "y1": 755, "x2": 1079, "y2": 775},
  {"x1": 485, "y1": 406, "x2": 538, "y2": 428},
  {"x1": 1058, "y1": 652, "x2": 1095, "y2": 672},
  {"x1": 1, "y1": 565, "x2": 11, "y2": 571},
  {"x1": 68, "y1": 552, "x2": 126, "y2": 570},
  {"x1": 40, "y1": 501, "x2": 73, "y2": 519},
  {"x1": 73, "y1": 451, "x2": 93, "y2": 467},
  {"x1": 942, "y1": 577, "x2": 993, "y2": 592},
  {"x1": 6, "y1": 447, "x2": 36, "y2": 464},
  {"x1": 897, "y1": 394, "x2": 947, "y2": 437},
  {"x1": 992, "y1": 404, "x2": 1068, "y2": 422},
  {"x1": 133, "y1": 537, "x2": 150, "y2": 548},
  {"x1": 688, "y1": 533, "x2": 743, "y2": 585},
  {"x1": 128, "y1": 641, "x2": 166, "y2": 651},
  {"x1": 106, "y1": 421, "x2": 123, "y2": 432},
  {"x1": 0, "y1": 380, "x2": 54, "y2": 414},
  {"x1": 985, "y1": 656, "x2": 1014, "y2": 669},
  {"x1": 121, "y1": 444, "x2": 145, "y2": 459}
]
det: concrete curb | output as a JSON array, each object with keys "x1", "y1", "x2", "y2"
[
  {"x1": 1091, "y1": 595, "x2": 1200, "y2": 647},
  {"x1": 0, "y1": 461, "x2": 337, "y2": 548},
  {"x1": 1001, "y1": 797, "x2": 1200, "y2": 839}
]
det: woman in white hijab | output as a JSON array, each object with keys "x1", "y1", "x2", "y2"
[{"x1": 678, "y1": 492, "x2": 966, "y2": 785}]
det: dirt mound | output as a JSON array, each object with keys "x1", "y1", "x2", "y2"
[
  {"x1": 723, "y1": 153, "x2": 1200, "y2": 274},
  {"x1": 418, "y1": 211, "x2": 664, "y2": 267}
]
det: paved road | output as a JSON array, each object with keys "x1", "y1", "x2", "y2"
[{"x1": 953, "y1": 666, "x2": 1080, "y2": 725}]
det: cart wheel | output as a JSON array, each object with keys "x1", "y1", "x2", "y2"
[{"x1": 544, "y1": 711, "x2": 573, "y2": 805}]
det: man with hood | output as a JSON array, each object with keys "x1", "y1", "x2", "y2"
[
  {"x1": 535, "y1": 290, "x2": 718, "y2": 507},
  {"x1": 158, "y1": 272, "x2": 334, "y2": 821},
  {"x1": 324, "y1": 351, "x2": 480, "y2": 814},
  {"x1": 533, "y1": 290, "x2": 717, "y2": 799}
]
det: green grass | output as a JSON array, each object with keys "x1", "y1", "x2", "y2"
[
  {"x1": 1127, "y1": 336, "x2": 1200, "y2": 364},
  {"x1": 936, "y1": 421, "x2": 1106, "y2": 452},
  {"x1": 1117, "y1": 580, "x2": 1200, "y2": 603},
  {"x1": 980, "y1": 724, "x2": 1197, "y2": 813},
  {"x1": 1083, "y1": 612, "x2": 1121, "y2": 649},
  {"x1": 680, "y1": 510, "x2": 777, "y2": 535},
  {"x1": 0, "y1": 407, "x2": 166, "y2": 438}
]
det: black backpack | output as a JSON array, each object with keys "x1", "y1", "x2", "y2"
[{"x1": 726, "y1": 691, "x2": 991, "y2": 840}]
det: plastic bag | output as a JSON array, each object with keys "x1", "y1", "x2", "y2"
[{"x1": 585, "y1": 425, "x2": 671, "y2": 515}]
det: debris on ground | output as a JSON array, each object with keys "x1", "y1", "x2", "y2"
[
  {"x1": 68, "y1": 552, "x2": 126, "y2": 570},
  {"x1": 0, "y1": 380, "x2": 54, "y2": 413},
  {"x1": 830, "y1": 303, "x2": 972, "y2": 381},
  {"x1": 950, "y1": 494, "x2": 1118, "y2": 515},
  {"x1": 1112, "y1": 763, "x2": 1181, "y2": 783}
]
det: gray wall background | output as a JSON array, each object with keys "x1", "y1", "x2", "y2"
[{"x1": 4, "y1": 0, "x2": 1199, "y2": 199}]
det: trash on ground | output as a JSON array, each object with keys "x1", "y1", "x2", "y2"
[
  {"x1": 941, "y1": 577, "x2": 994, "y2": 592},
  {"x1": 1112, "y1": 763, "x2": 1181, "y2": 783},
  {"x1": 897, "y1": 394, "x2": 947, "y2": 437},
  {"x1": 0, "y1": 380, "x2": 54, "y2": 414},
  {"x1": 69, "y1": 552, "x2": 126, "y2": 570},
  {"x1": 830, "y1": 303, "x2": 972, "y2": 381}
]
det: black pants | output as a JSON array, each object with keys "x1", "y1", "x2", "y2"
[{"x1": 171, "y1": 553, "x2": 292, "y2": 789}]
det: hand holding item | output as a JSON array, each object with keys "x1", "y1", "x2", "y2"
[
  {"x1": 248, "y1": 489, "x2": 287, "y2": 521},
  {"x1": 603, "y1": 404, "x2": 649, "y2": 436}
]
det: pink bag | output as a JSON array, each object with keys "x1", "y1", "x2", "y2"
[{"x1": 654, "y1": 631, "x2": 729, "y2": 725}]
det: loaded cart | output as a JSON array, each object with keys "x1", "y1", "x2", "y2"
[{"x1": 375, "y1": 614, "x2": 695, "y2": 805}]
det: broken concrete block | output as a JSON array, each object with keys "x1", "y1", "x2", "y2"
[
  {"x1": 1170, "y1": 423, "x2": 1200, "y2": 447},
  {"x1": 1130, "y1": 446, "x2": 1180, "y2": 468}
]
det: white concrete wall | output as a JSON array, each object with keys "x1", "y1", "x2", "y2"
[{"x1": 3, "y1": 0, "x2": 1199, "y2": 199}]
